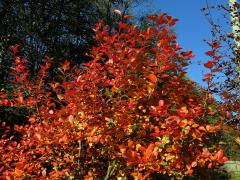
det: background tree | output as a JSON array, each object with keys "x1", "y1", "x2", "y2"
[
  {"x1": 0, "y1": 0, "x2": 148, "y2": 87},
  {"x1": 202, "y1": 0, "x2": 240, "y2": 161},
  {"x1": 202, "y1": 0, "x2": 239, "y2": 98}
]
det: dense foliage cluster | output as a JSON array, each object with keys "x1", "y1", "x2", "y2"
[{"x1": 0, "y1": 14, "x2": 229, "y2": 179}]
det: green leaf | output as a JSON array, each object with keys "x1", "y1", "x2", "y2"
[
  {"x1": 170, "y1": 106, "x2": 176, "y2": 112},
  {"x1": 106, "y1": 117, "x2": 114, "y2": 124},
  {"x1": 105, "y1": 90, "x2": 114, "y2": 97},
  {"x1": 219, "y1": 141, "x2": 227, "y2": 145},
  {"x1": 131, "y1": 124, "x2": 140, "y2": 131},
  {"x1": 162, "y1": 161, "x2": 168, "y2": 166}
]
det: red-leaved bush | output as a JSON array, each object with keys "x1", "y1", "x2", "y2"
[{"x1": 0, "y1": 14, "x2": 228, "y2": 179}]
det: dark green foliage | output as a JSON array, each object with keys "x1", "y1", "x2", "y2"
[{"x1": 0, "y1": 106, "x2": 30, "y2": 142}]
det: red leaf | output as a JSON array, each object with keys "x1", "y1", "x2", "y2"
[
  {"x1": 147, "y1": 15, "x2": 157, "y2": 21},
  {"x1": 123, "y1": 15, "x2": 132, "y2": 19},
  {"x1": 211, "y1": 68, "x2": 222, "y2": 73},
  {"x1": 156, "y1": 14, "x2": 165, "y2": 24},
  {"x1": 209, "y1": 83, "x2": 217, "y2": 88},
  {"x1": 161, "y1": 74, "x2": 169, "y2": 78},
  {"x1": 15, "y1": 162, "x2": 24, "y2": 169},
  {"x1": 202, "y1": 148, "x2": 211, "y2": 157},
  {"x1": 1, "y1": 121, "x2": 6, "y2": 127},
  {"x1": 203, "y1": 73, "x2": 212, "y2": 82},
  {"x1": 182, "y1": 51, "x2": 193, "y2": 57},
  {"x1": 212, "y1": 42, "x2": 221, "y2": 49},
  {"x1": 168, "y1": 18, "x2": 178, "y2": 26},
  {"x1": 204, "y1": 60, "x2": 216, "y2": 69},
  {"x1": 11, "y1": 44, "x2": 20, "y2": 54},
  {"x1": 205, "y1": 51, "x2": 215, "y2": 56},
  {"x1": 118, "y1": 22, "x2": 127, "y2": 29},
  {"x1": 215, "y1": 56, "x2": 222, "y2": 60}
]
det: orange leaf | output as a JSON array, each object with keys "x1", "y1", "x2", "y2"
[
  {"x1": 214, "y1": 149, "x2": 228, "y2": 164},
  {"x1": 203, "y1": 73, "x2": 212, "y2": 82},
  {"x1": 179, "y1": 106, "x2": 188, "y2": 114},
  {"x1": 62, "y1": 60, "x2": 70, "y2": 72},
  {"x1": 15, "y1": 162, "x2": 24, "y2": 169},
  {"x1": 198, "y1": 126, "x2": 206, "y2": 131},
  {"x1": 35, "y1": 133, "x2": 41, "y2": 140},
  {"x1": 206, "y1": 125, "x2": 220, "y2": 132},
  {"x1": 185, "y1": 164, "x2": 193, "y2": 174},
  {"x1": 14, "y1": 168, "x2": 24, "y2": 177},
  {"x1": 17, "y1": 95, "x2": 24, "y2": 104},
  {"x1": 119, "y1": 144, "x2": 126, "y2": 153},
  {"x1": 146, "y1": 143, "x2": 154, "y2": 158},
  {"x1": 147, "y1": 74, "x2": 158, "y2": 83},
  {"x1": 128, "y1": 140, "x2": 134, "y2": 149},
  {"x1": 166, "y1": 148, "x2": 173, "y2": 152}
]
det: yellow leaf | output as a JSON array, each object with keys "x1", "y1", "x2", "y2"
[
  {"x1": 234, "y1": 137, "x2": 240, "y2": 145},
  {"x1": 136, "y1": 144, "x2": 141, "y2": 151},
  {"x1": 119, "y1": 145, "x2": 126, "y2": 153},
  {"x1": 180, "y1": 106, "x2": 188, "y2": 114}
]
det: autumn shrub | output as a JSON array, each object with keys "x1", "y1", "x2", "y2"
[{"x1": 0, "y1": 14, "x2": 229, "y2": 179}]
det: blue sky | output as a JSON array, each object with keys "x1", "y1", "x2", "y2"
[{"x1": 135, "y1": 0, "x2": 229, "y2": 87}]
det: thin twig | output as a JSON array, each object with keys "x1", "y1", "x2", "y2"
[
  {"x1": 77, "y1": 140, "x2": 82, "y2": 166},
  {"x1": 104, "y1": 160, "x2": 116, "y2": 180}
]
